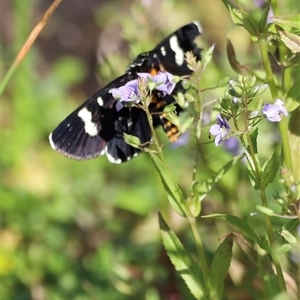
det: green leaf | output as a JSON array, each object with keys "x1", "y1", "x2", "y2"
[
  {"x1": 182, "y1": 92, "x2": 195, "y2": 103},
  {"x1": 276, "y1": 26, "x2": 300, "y2": 54},
  {"x1": 149, "y1": 153, "x2": 187, "y2": 217},
  {"x1": 203, "y1": 214, "x2": 269, "y2": 251},
  {"x1": 163, "y1": 103, "x2": 177, "y2": 113},
  {"x1": 162, "y1": 110, "x2": 181, "y2": 127},
  {"x1": 208, "y1": 234, "x2": 233, "y2": 299},
  {"x1": 255, "y1": 205, "x2": 275, "y2": 216},
  {"x1": 260, "y1": 143, "x2": 281, "y2": 188},
  {"x1": 176, "y1": 92, "x2": 188, "y2": 107},
  {"x1": 288, "y1": 108, "x2": 300, "y2": 181},
  {"x1": 221, "y1": 0, "x2": 259, "y2": 39},
  {"x1": 258, "y1": 1, "x2": 271, "y2": 32},
  {"x1": 123, "y1": 133, "x2": 141, "y2": 149},
  {"x1": 202, "y1": 44, "x2": 215, "y2": 70},
  {"x1": 187, "y1": 181, "x2": 201, "y2": 217},
  {"x1": 271, "y1": 14, "x2": 300, "y2": 29},
  {"x1": 283, "y1": 219, "x2": 299, "y2": 232},
  {"x1": 198, "y1": 155, "x2": 245, "y2": 201},
  {"x1": 287, "y1": 77, "x2": 300, "y2": 103},
  {"x1": 250, "y1": 127, "x2": 258, "y2": 155},
  {"x1": 257, "y1": 252, "x2": 281, "y2": 297},
  {"x1": 180, "y1": 116, "x2": 194, "y2": 133},
  {"x1": 159, "y1": 214, "x2": 207, "y2": 299},
  {"x1": 217, "y1": 77, "x2": 230, "y2": 88},
  {"x1": 280, "y1": 229, "x2": 297, "y2": 244}
]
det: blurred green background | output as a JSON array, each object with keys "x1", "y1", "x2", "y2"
[{"x1": 2, "y1": 0, "x2": 298, "y2": 299}]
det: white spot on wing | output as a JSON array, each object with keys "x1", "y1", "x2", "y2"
[
  {"x1": 160, "y1": 46, "x2": 166, "y2": 56},
  {"x1": 77, "y1": 107, "x2": 99, "y2": 136},
  {"x1": 192, "y1": 21, "x2": 202, "y2": 34},
  {"x1": 97, "y1": 96, "x2": 104, "y2": 106},
  {"x1": 105, "y1": 147, "x2": 122, "y2": 164},
  {"x1": 169, "y1": 35, "x2": 184, "y2": 66},
  {"x1": 48, "y1": 133, "x2": 57, "y2": 150},
  {"x1": 100, "y1": 148, "x2": 106, "y2": 156}
]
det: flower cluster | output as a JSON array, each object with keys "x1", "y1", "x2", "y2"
[
  {"x1": 110, "y1": 71, "x2": 176, "y2": 111},
  {"x1": 209, "y1": 97, "x2": 288, "y2": 147}
]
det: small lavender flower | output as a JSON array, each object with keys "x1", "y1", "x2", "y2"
[
  {"x1": 223, "y1": 137, "x2": 241, "y2": 156},
  {"x1": 209, "y1": 115, "x2": 231, "y2": 146},
  {"x1": 138, "y1": 71, "x2": 176, "y2": 95},
  {"x1": 170, "y1": 132, "x2": 190, "y2": 149},
  {"x1": 262, "y1": 99, "x2": 288, "y2": 122},
  {"x1": 110, "y1": 79, "x2": 140, "y2": 111},
  {"x1": 153, "y1": 72, "x2": 176, "y2": 95}
]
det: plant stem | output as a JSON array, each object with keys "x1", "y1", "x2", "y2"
[
  {"x1": 246, "y1": 121, "x2": 286, "y2": 291},
  {"x1": 143, "y1": 98, "x2": 166, "y2": 164},
  {"x1": 188, "y1": 216, "x2": 209, "y2": 286},
  {"x1": 259, "y1": 189, "x2": 287, "y2": 291},
  {"x1": 1, "y1": 0, "x2": 63, "y2": 95},
  {"x1": 257, "y1": 40, "x2": 293, "y2": 173}
]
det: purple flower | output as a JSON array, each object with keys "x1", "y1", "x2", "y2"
[
  {"x1": 138, "y1": 71, "x2": 176, "y2": 95},
  {"x1": 209, "y1": 115, "x2": 230, "y2": 146},
  {"x1": 153, "y1": 72, "x2": 176, "y2": 95},
  {"x1": 262, "y1": 99, "x2": 288, "y2": 122},
  {"x1": 111, "y1": 71, "x2": 176, "y2": 111},
  {"x1": 110, "y1": 79, "x2": 140, "y2": 111},
  {"x1": 170, "y1": 132, "x2": 190, "y2": 149},
  {"x1": 223, "y1": 137, "x2": 241, "y2": 156}
]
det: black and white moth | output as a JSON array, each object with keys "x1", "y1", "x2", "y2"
[{"x1": 49, "y1": 22, "x2": 202, "y2": 164}]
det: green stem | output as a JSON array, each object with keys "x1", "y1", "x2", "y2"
[
  {"x1": 188, "y1": 217, "x2": 209, "y2": 287},
  {"x1": 246, "y1": 122, "x2": 286, "y2": 291},
  {"x1": 143, "y1": 98, "x2": 166, "y2": 164},
  {"x1": 259, "y1": 189, "x2": 286, "y2": 291},
  {"x1": 257, "y1": 40, "x2": 293, "y2": 173},
  {"x1": 1, "y1": 0, "x2": 63, "y2": 96},
  {"x1": 142, "y1": 96, "x2": 172, "y2": 222}
]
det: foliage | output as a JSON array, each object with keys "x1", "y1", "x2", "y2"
[{"x1": 2, "y1": 0, "x2": 299, "y2": 299}]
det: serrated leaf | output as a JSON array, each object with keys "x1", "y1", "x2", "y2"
[
  {"x1": 149, "y1": 153, "x2": 187, "y2": 216},
  {"x1": 209, "y1": 234, "x2": 233, "y2": 299},
  {"x1": 123, "y1": 133, "x2": 141, "y2": 149},
  {"x1": 198, "y1": 155, "x2": 244, "y2": 201},
  {"x1": 202, "y1": 214, "x2": 269, "y2": 250},
  {"x1": 260, "y1": 144, "x2": 281, "y2": 188},
  {"x1": 159, "y1": 214, "x2": 207, "y2": 299},
  {"x1": 271, "y1": 14, "x2": 300, "y2": 29}
]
